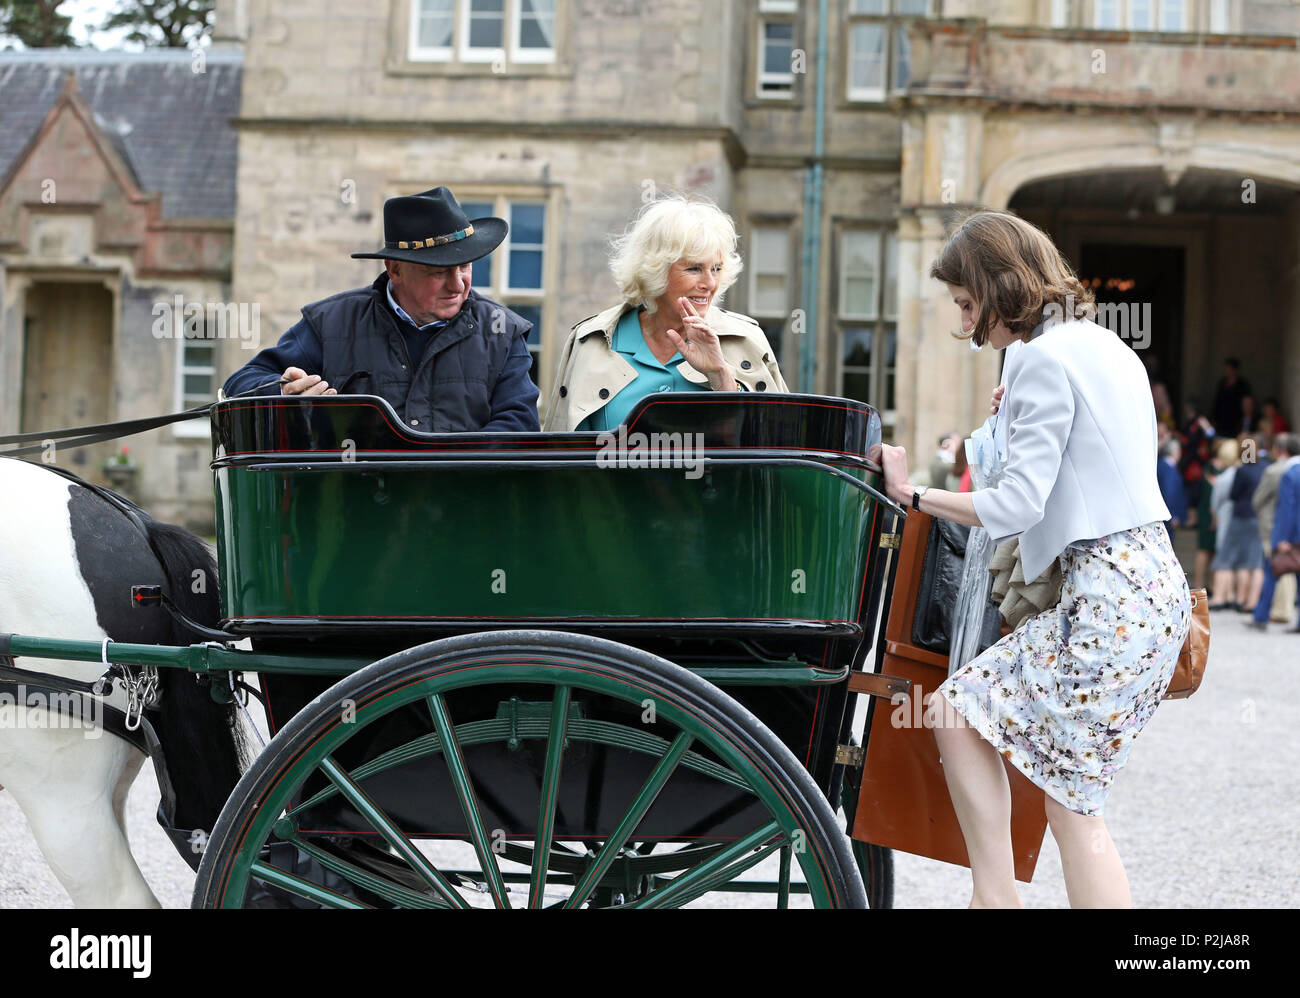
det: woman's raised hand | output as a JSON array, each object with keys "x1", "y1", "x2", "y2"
[
  {"x1": 990, "y1": 384, "x2": 1005, "y2": 415},
  {"x1": 666, "y1": 298, "x2": 736, "y2": 391}
]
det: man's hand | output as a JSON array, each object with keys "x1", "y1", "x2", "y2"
[{"x1": 281, "y1": 366, "x2": 337, "y2": 396}]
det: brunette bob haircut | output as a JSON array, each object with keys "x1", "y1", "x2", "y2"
[{"x1": 929, "y1": 209, "x2": 1096, "y2": 348}]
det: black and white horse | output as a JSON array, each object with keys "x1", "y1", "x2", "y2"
[{"x1": 0, "y1": 457, "x2": 250, "y2": 907}]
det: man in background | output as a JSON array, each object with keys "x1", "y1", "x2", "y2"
[
  {"x1": 1157, "y1": 437, "x2": 1187, "y2": 542},
  {"x1": 1252, "y1": 433, "x2": 1300, "y2": 631}
]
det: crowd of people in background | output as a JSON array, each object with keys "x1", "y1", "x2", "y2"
[
  {"x1": 914, "y1": 355, "x2": 1300, "y2": 634},
  {"x1": 1151, "y1": 357, "x2": 1300, "y2": 633}
]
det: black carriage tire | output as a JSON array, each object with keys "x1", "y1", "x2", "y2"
[
  {"x1": 837, "y1": 742, "x2": 895, "y2": 910},
  {"x1": 193, "y1": 630, "x2": 867, "y2": 909},
  {"x1": 853, "y1": 839, "x2": 894, "y2": 910}
]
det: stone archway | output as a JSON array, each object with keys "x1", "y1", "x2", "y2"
[{"x1": 897, "y1": 110, "x2": 1300, "y2": 459}]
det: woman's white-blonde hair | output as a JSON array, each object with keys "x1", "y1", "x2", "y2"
[
  {"x1": 1216, "y1": 438, "x2": 1241, "y2": 466},
  {"x1": 609, "y1": 194, "x2": 743, "y2": 314}
]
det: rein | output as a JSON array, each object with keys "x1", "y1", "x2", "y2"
[{"x1": 0, "y1": 377, "x2": 286, "y2": 458}]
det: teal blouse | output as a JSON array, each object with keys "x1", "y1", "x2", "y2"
[{"x1": 575, "y1": 309, "x2": 710, "y2": 432}]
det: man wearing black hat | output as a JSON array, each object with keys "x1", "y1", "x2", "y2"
[{"x1": 223, "y1": 187, "x2": 540, "y2": 431}]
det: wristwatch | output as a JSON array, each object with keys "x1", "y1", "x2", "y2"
[{"x1": 911, "y1": 485, "x2": 929, "y2": 511}]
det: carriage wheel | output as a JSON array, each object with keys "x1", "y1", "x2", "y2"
[
  {"x1": 193, "y1": 631, "x2": 865, "y2": 909},
  {"x1": 838, "y1": 761, "x2": 895, "y2": 909},
  {"x1": 853, "y1": 840, "x2": 894, "y2": 909}
]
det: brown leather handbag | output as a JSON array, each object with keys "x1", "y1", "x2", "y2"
[{"x1": 1164, "y1": 588, "x2": 1210, "y2": 700}]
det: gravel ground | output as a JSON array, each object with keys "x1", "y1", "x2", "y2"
[{"x1": 2, "y1": 612, "x2": 1295, "y2": 909}]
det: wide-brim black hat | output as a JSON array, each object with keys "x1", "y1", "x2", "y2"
[{"x1": 352, "y1": 187, "x2": 507, "y2": 266}]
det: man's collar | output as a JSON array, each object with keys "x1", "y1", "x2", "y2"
[{"x1": 385, "y1": 280, "x2": 450, "y2": 332}]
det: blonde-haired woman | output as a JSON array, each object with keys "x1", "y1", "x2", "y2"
[
  {"x1": 544, "y1": 194, "x2": 786, "y2": 431},
  {"x1": 877, "y1": 209, "x2": 1190, "y2": 908}
]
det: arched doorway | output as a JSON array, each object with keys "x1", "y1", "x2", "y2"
[{"x1": 1007, "y1": 166, "x2": 1299, "y2": 436}]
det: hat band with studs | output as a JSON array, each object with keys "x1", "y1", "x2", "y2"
[{"x1": 386, "y1": 224, "x2": 475, "y2": 250}]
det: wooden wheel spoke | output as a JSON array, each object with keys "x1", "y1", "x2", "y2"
[
  {"x1": 426, "y1": 694, "x2": 511, "y2": 909},
  {"x1": 317, "y1": 755, "x2": 470, "y2": 909},
  {"x1": 631, "y1": 821, "x2": 784, "y2": 909},
  {"x1": 563, "y1": 730, "x2": 694, "y2": 909},
  {"x1": 528, "y1": 685, "x2": 571, "y2": 909}
]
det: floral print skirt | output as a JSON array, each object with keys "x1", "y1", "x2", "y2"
[{"x1": 937, "y1": 521, "x2": 1192, "y2": 816}]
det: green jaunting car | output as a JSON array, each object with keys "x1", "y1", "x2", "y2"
[{"x1": 12, "y1": 391, "x2": 903, "y2": 908}]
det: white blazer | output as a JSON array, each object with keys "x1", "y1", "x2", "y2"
[{"x1": 970, "y1": 318, "x2": 1170, "y2": 583}]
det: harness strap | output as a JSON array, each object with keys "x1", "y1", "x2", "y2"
[
  {"x1": 0, "y1": 676, "x2": 151, "y2": 756},
  {"x1": 0, "y1": 407, "x2": 209, "y2": 448},
  {"x1": 0, "y1": 659, "x2": 102, "y2": 696}
]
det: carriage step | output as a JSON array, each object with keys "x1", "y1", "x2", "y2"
[{"x1": 846, "y1": 672, "x2": 913, "y2": 700}]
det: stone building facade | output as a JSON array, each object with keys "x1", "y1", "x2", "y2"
[
  {"x1": 220, "y1": 0, "x2": 1300, "y2": 462},
  {"x1": 4, "y1": 1, "x2": 1296, "y2": 528},
  {"x1": 0, "y1": 49, "x2": 242, "y2": 528}
]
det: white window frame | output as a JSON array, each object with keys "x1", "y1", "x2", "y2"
[
  {"x1": 1129, "y1": 0, "x2": 1155, "y2": 29},
  {"x1": 174, "y1": 320, "x2": 216, "y2": 439},
  {"x1": 891, "y1": 23, "x2": 911, "y2": 95},
  {"x1": 1093, "y1": 0, "x2": 1121, "y2": 27},
  {"x1": 1158, "y1": 0, "x2": 1187, "y2": 31},
  {"x1": 501, "y1": 200, "x2": 547, "y2": 297},
  {"x1": 837, "y1": 228, "x2": 899, "y2": 433},
  {"x1": 510, "y1": 0, "x2": 557, "y2": 63},
  {"x1": 839, "y1": 230, "x2": 880, "y2": 322},
  {"x1": 1209, "y1": 0, "x2": 1230, "y2": 32},
  {"x1": 458, "y1": 0, "x2": 506, "y2": 63},
  {"x1": 409, "y1": 0, "x2": 454, "y2": 60},
  {"x1": 749, "y1": 226, "x2": 790, "y2": 318},
  {"x1": 1092, "y1": 0, "x2": 1188, "y2": 31},
  {"x1": 848, "y1": 22, "x2": 886, "y2": 102},
  {"x1": 409, "y1": 0, "x2": 557, "y2": 64},
  {"x1": 757, "y1": 18, "x2": 796, "y2": 99},
  {"x1": 846, "y1": 1, "x2": 931, "y2": 104},
  {"x1": 457, "y1": 194, "x2": 549, "y2": 383},
  {"x1": 1051, "y1": 0, "x2": 1073, "y2": 27}
]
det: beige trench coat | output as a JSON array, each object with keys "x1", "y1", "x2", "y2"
[{"x1": 543, "y1": 302, "x2": 788, "y2": 431}]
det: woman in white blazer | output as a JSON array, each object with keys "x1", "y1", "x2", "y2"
[{"x1": 878, "y1": 210, "x2": 1192, "y2": 908}]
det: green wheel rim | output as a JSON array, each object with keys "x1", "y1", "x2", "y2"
[{"x1": 196, "y1": 633, "x2": 863, "y2": 909}]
